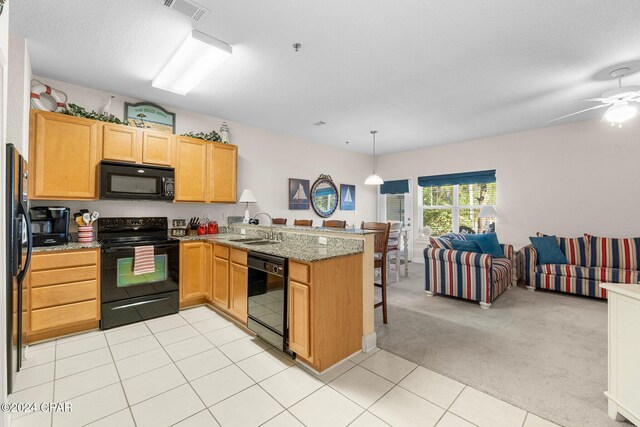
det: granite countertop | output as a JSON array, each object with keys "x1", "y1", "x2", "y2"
[
  {"x1": 233, "y1": 224, "x2": 375, "y2": 235},
  {"x1": 176, "y1": 233, "x2": 363, "y2": 262},
  {"x1": 32, "y1": 241, "x2": 101, "y2": 253}
]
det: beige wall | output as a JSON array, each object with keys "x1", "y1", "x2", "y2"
[
  {"x1": 7, "y1": 34, "x2": 31, "y2": 157},
  {"x1": 29, "y1": 76, "x2": 379, "y2": 228},
  {"x1": 377, "y1": 118, "x2": 640, "y2": 258}
]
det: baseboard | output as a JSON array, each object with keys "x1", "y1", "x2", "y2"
[{"x1": 362, "y1": 332, "x2": 377, "y2": 352}]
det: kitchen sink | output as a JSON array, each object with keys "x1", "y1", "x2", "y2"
[
  {"x1": 228, "y1": 238, "x2": 263, "y2": 242},
  {"x1": 243, "y1": 240, "x2": 279, "y2": 245}
]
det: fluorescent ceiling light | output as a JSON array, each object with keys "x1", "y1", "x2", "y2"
[
  {"x1": 604, "y1": 102, "x2": 637, "y2": 124},
  {"x1": 152, "y1": 29, "x2": 232, "y2": 95}
]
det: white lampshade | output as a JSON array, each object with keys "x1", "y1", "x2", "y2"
[
  {"x1": 478, "y1": 205, "x2": 497, "y2": 218},
  {"x1": 604, "y1": 102, "x2": 637, "y2": 124},
  {"x1": 364, "y1": 174, "x2": 384, "y2": 186},
  {"x1": 152, "y1": 30, "x2": 232, "y2": 95},
  {"x1": 239, "y1": 189, "x2": 257, "y2": 203}
]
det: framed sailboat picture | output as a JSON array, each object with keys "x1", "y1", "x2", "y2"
[
  {"x1": 340, "y1": 184, "x2": 356, "y2": 210},
  {"x1": 289, "y1": 178, "x2": 310, "y2": 210}
]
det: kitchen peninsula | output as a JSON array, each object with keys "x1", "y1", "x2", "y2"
[{"x1": 176, "y1": 224, "x2": 375, "y2": 373}]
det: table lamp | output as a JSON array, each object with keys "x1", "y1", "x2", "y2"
[
  {"x1": 478, "y1": 205, "x2": 497, "y2": 233},
  {"x1": 239, "y1": 189, "x2": 257, "y2": 224}
]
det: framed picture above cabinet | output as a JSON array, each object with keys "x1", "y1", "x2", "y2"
[{"x1": 125, "y1": 102, "x2": 176, "y2": 133}]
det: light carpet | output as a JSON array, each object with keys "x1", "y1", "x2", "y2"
[{"x1": 375, "y1": 262, "x2": 622, "y2": 427}]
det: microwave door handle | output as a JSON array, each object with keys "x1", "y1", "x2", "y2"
[{"x1": 161, "y1": 177, "x2": 166, "y2": 197}]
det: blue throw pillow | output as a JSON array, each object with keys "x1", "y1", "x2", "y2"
[
  {"x1": 467, "y1": 233, "x2": 504, "y2": 258},
  {"x1": 529, "y1": 236, "x2": 568, "y2": 265},
  {"x1": 451, "y1": 240, "x2": 482, "y2": 253}
]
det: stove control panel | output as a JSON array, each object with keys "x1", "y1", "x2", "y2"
[{"x1": 98, "y1": 217, "x2": 168, "y2": 232}]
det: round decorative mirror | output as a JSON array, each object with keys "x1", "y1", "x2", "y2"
[{"x1": 310, "y1": 174, "x2": 338, "y2": 218}]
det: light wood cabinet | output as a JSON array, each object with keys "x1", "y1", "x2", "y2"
[
  {"x1": 212, "y1": 252, "x2": 230, "y2": 310},
  {"x1": 28, "y1": 249, "x2": 100, "y2": 342},
  {"x1": 288, "y1": 255, "x2": 363, "y2": 372},
  {"x1": 228, "y1": 249, "x2": 248, "y2": 322},
  {"x1": 203, "y1": 243, "x2": 213, "y2": 301},
  {"x1": 288, "y1": 280, "x2": 311, "y2": 359},
  {"x1": 180, "y1": 241, "x2": 207, "y2": 303},
  {"x1": 29, "y1": 111, "x2": 236, "y2": 202},
  {"x1": 178, "y1": 242, "x2": 247, "y2": 323},
  {"x1": 209, "y1": 142, "x2": 237, "y2": 202},
  {"x1": 175, "y1": 135, "x2": 237, "y2": 203},
  {"x1": 175, "y1": 136, "x2": 209, "y2": 202},
  {"x1": 142, "y1": 130, "x2": 173, "y2": 166},
  {"x1": 103, "y1": 124, "x2": 173, "y2": 167},
  {"x1": 29, "y1": 110, "x2": 101, "y2": 200},
  {"x1": 102, "y1": 123, "x2": 141, "y2": 163}
]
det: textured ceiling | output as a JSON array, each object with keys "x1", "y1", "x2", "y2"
[{"x1": 11, "y1": 0, "x2": 640, "y2": 154}]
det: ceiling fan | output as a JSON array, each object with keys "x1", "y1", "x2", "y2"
[{"x1": 548, "y1": 67, "x2": 640, "y2": 127}]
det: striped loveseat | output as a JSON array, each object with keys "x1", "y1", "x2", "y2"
[
  {"x1": 523, "y1": 234, "x2": 640, "y2": 299},
  {"x1": 424, "y1": 234, "x2": 514, "y2": 308}
]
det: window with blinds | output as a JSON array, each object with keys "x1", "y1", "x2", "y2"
[
  {"x1": 420, "y1": 182, "x2": 496, "y2": 236},
  {"x1": 385, "y1": 194, "x2": 406, "y2": 223}
]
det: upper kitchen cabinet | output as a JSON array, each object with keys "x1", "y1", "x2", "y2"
[
  {"x1": 29, "y1": 110, "x2": 101, "y2": 200},
  {"x1": 209, "y1": 142, "x2": 237, "y2": 203},
  {"x1": 174, "y1": 135, "x2": 209, "y2": 202},
  {"x1": 174, "y1": 135, "x2": 237, "y2": 203},
  {"x1": 102, "y1": 123, "x2": 141, "y2": 163},
  {"x1": 142, "y1": 130, "x2": 173, "y2": 166},
  {"x1": 103, "y1": 124, "x2": 173, "y2": 167}
]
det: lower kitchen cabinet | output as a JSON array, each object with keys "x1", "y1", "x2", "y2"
[
  {"x1": 288, "y1": 279, "x2": 311, "y2": 359},
  {"x1": 228, "y1": 249, "x2": 248, "y2": 322},
  {"x1": 28, "y1": 248, "x2": 100, "y2": 342},
  {"x1": 212, "y1": 246, "x2": 230, "y2": 309},
  {"x1": 179, "y1": 241, "x2": 211, "y2": 306},
  {"x1": 179, "y1": 241, "x2": 248, "y2": 324},
  {"x1": 288, "y1": 255, "x2": 363, "y2": 372}
]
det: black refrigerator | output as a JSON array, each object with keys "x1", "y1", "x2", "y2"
[{"x1": 6, "y1": 144, "x2": 31, "y2": 394}]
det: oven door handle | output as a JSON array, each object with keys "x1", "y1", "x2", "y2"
[
  {"x1": 110, "y1": 297, "x2": 171, "y2": 310},
  {"x1": 103, "y1": 244, "x2": 178, "y2": 253}
]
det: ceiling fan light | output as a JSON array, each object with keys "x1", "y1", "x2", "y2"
[
  {"x1": 605, "y1": 103, "x2": 637, "y2": 124},
  {"x1": 365, "y1": 173, "x2": 384, "y2": 186}
]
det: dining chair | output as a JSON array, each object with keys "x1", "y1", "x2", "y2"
[
  {"x1": 322, "y1": 220, "x2": 346, "y2": 228},
  {"x1": 294, "y1": 219, "x2": 313, "y2": 226},
  {"x1": 272, "y1": 218, "x2": 287, "y2": 225},
  {"x1": 387, "y1": 221, "x2": 403, "y2": 283},
  {"x1": 361, "y1": 221, "x2": 391, "y2": 324}
]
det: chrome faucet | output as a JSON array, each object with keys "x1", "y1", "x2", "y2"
[{"x1": 252, "y1": 212, "x2": 275, "y2": 240}]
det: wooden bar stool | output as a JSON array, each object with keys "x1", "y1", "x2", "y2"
[
  {"x1": 322, "y1": 220, "x2": 346, "y2": 228},
  {"x1": 273, "y1": 218, "x2": 287, "y2": 225},
  {"x1": 294, "y1": 219, "x2": 313, "y2": 226},
  {"x1": 361, "y1": 221, "x2": 391, "y2": 324}
]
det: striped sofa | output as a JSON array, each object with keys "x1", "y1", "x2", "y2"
[
  {"x1": 523, "y1": 234, "x2": 640, "y2": 299},
  {"x1": 424, "y1": 235, "x2": 514, "y2": 308}
]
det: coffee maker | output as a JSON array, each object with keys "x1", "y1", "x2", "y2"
[{"x1": 29, "y1": 206, "x2": 70, "y2": 247}]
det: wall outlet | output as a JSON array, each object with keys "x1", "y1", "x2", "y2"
[
  {"x1": 318, "y1": 236, "x2": 327, "y2": 245},
  {"x1": 240, "y1": 228, "x2": 246, "y2": 235}
]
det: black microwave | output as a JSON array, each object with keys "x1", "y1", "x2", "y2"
[{"x1": 100, "y1": 161, "x2": 175, "y2": 201}]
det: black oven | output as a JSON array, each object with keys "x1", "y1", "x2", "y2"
[
  {"x1": 100, "y1": 161, "x2": 175, "y2": 201},
  {"x1": 98, "y1": 217, "x2": 179, "y2": 329},
  {"x1": 247, "y1": 252, "x2": 292, "y2": 355}
]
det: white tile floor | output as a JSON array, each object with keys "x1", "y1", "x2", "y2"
[{"x1": 10, "y1": 306, "x2": 560, "y2": 427}]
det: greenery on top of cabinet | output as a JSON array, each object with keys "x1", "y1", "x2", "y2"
[{"x1": 63, "y1": 103, "x2": 130, "y2": 125}]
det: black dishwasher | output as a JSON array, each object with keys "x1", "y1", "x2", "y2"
[{"x1": 246, "y1": 252, "x2": 292, "y2": 355}]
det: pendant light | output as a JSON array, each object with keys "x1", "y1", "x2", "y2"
[{"x1": 365, "y1": 130, "x2": 384, "y2": 185}]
